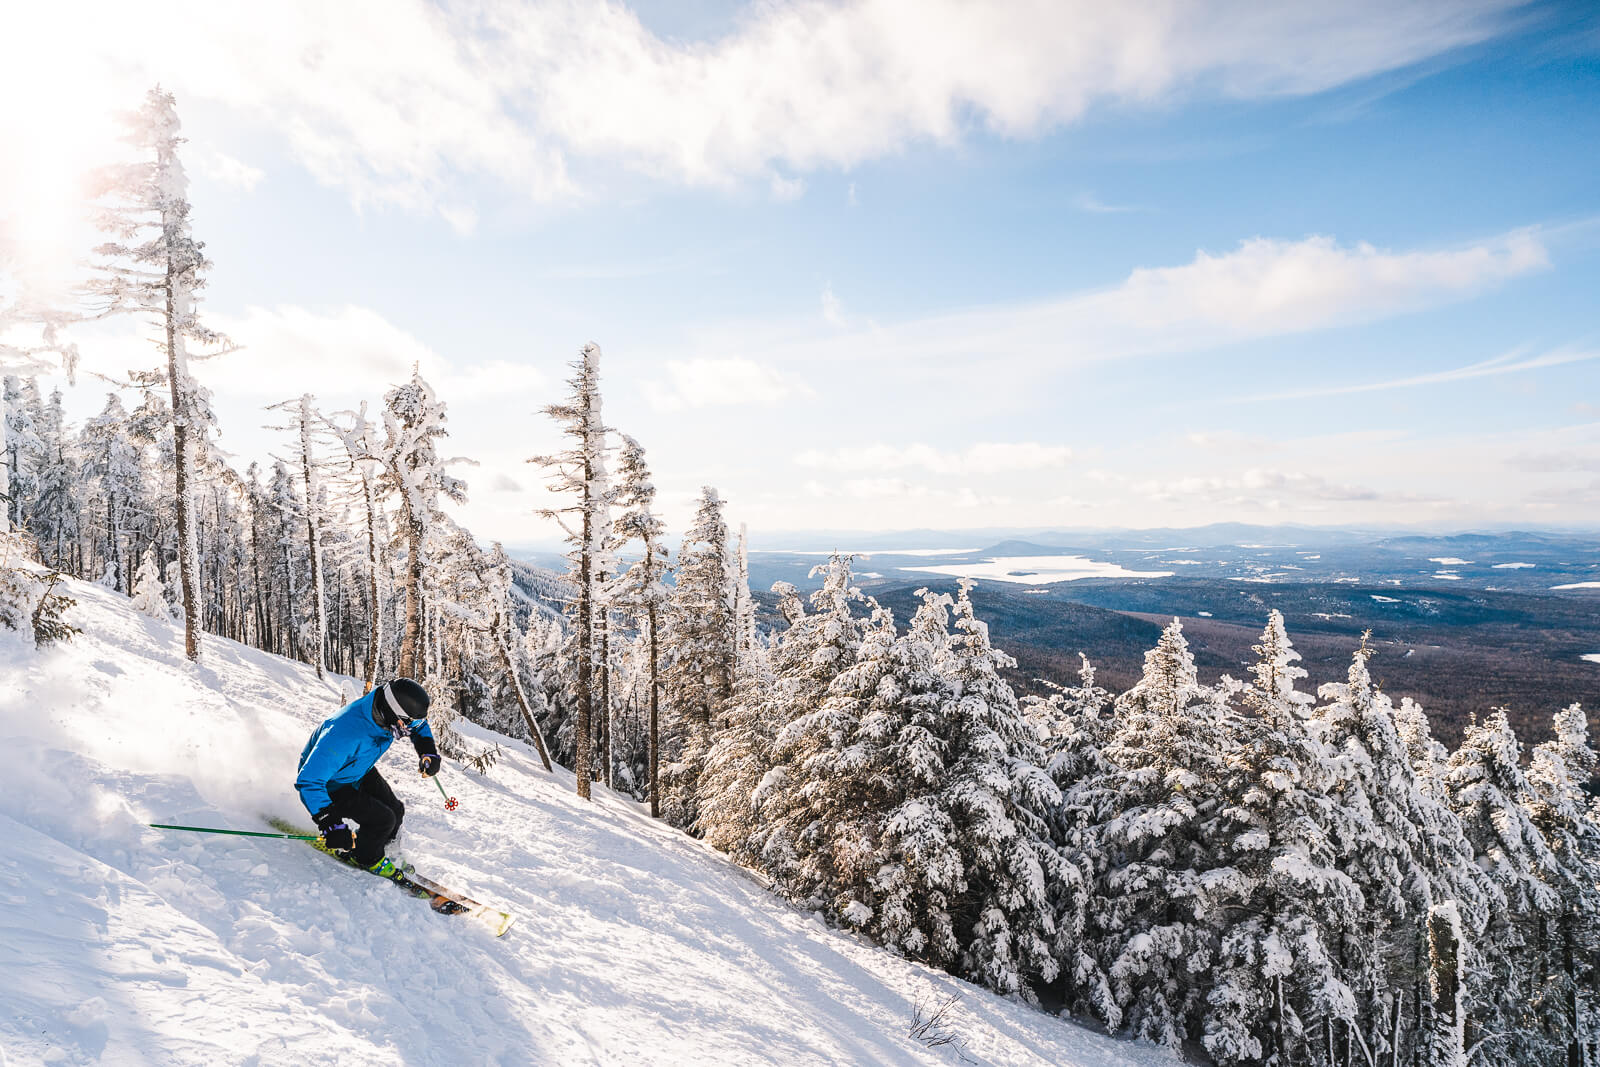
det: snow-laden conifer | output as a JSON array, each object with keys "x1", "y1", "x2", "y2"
[
  {"x1": 1073, "y1": 617, "x2": 1229, "y2": 1045},
  {"x1": 608, "y1": 434, "x2": 669, "y2": 815},
  {"x1": 379, "y1": 369, "x2": 467, "y2": 681},
  {"x1": 1526, "y1": 704, "x2": 1600, "y2": 1064},
  {"x1": 1444, "y1": 708, "x2": 1561, "y2": 1062},
  {"x1": 1311, "y1": 638, "x2": 1487, "y2": 1062},
  {"x1": 529, "y1": 343, "x2": 611, "y2": 800},
  {"x1": 87, "y1": 88, "x2": 230, "y2": 661},
  {"x1": 1204, "y1": 612, "x2": 1359, "y2": 1066},
  {"x1": 660, "y1": 486, "x2": 736, "y2": 828},
  {"x1": 130, "y1": 546, "x2": 169, "y2": 619}
]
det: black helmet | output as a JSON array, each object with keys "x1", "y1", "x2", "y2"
[{"x1": 377, "y1": 678, "x2": 430, "y2": 725}]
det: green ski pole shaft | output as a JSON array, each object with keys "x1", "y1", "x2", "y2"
[
  {"x1": 149, "y1": 823, "x2": 319, "y2": 840},
  {"x1": 434, "y1": 775, "x2": 459, "y2": 810}
]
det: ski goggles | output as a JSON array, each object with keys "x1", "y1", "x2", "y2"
[{"x1": 377, "y1": 683, "x2": 422, "y2": 738}]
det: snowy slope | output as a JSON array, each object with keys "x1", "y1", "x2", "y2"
[{"x1": 0, "y1": 577, "x2": 1175, "y2": 1067}]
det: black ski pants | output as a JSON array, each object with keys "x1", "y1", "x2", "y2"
[{"x1": 328, "y1": 768, "x2": 404, "y2": 867}]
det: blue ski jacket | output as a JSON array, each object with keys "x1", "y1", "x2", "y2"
[{"x1": 296, "y1": 689, "x2": 436, "y2": 815}]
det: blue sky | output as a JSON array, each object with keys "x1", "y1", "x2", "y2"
[{"x1": 1, "y1": 0, "x2": 1597, "y2": 545}]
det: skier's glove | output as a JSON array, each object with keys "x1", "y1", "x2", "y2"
[
  {"x1": 419, "y1": 753, "x2": 441, "y2": 777},
  {"x1": 315, "y1": 808, "x2": 355, "y2": 852}
]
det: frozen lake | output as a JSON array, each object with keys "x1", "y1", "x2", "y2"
[{"x1": 902, "y1": 554, "x2": 1173, "y2": 585}]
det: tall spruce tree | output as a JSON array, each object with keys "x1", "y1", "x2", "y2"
[
  {"x1": 88, "y1": 87, "x2": 230, "y2": 660},
  {"x1": 529, "y1": 343, "x2": 612, "y2": 800},
  {"x1": 661, "y1": 486, "x2": 735, "y2": 827}
]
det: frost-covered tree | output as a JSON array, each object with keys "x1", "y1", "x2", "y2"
[
  {"x1": 328, "y1": 402, "x2": 387, "y2": 692},
  {"x1": 1526, "y1": 704, "x2": 1600, "y2": 1065},
  {"x1": 660, "y1": 486, "x2": 735, "y2": 827},
  {"x1": 130, "y1": 546, "x2": 169, "y2": 619},
  {"x1": 608, "y1": 434, "x2": 670, "y2": 815},
  {"x1": 1204, "y1": 612, "x2": 1358, "y2": 1067},
  {"x1": 1445, "y1": 708, "x2": 1561, "y2": 1062},
  {"x1": 744, "y1": 557, "x2": 869, "y2": 885},
  {"x1": 1073, "y1": 617, "x2": 1231, "y2": 1046},
  {"x1": 87, "y1": 87, "x2": 230, "y2": 661},
  {"x1": 1313, "y1": 639, "x2": 1487, "y2": 1064},
  {"x1": 379, "y1": 369, "x2": 467, "y2": 681},
  {"x1": 76, "y1": 394, "x2": 145, "y2": 594},
  {"x1": 269, "y1": 395, "x2": 331, "y2": 677},
  {"x1": 530, "y1": 343, "x2": 611, "y2": 800}
]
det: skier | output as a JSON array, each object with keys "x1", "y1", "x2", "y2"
[{"x1": 296, "y1": 678, "x2": 441, "y2": 878}]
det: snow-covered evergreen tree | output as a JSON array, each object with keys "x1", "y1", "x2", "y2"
[
  {"x1": 1526, "y1": 704, "x2": 1600, "y2": 1064},
  {"x1": 379, "y1": 369, "x2": 467, "y2": 681},
  {"x1": 88, "y1": 87, "x2": 230, "y2": 661},
  {"x1": 130, "y1": 546, "x2": 169, "y2": 619},
  {"x1": 1445, "y1": 708, "x2": 1561, "y2": 1063},
  {"x1": 1073, "y1": 617, "x2": 1230, "y2": 1046},
  {"x1": 1312, "y1": 639, "x2": 1487, "y2": 1065},
  {"x1": 529, "y1": 343, "x2": 611, "y2": 801},
  {"x1": 660, "y1": 486, "x2": 735, "y2": 828},
  {"x1": 1204, "y1": 612, "x2": 1358, "y2": 1067},
  {"x1": 608, "y1": 434, "x2": 670, "y2": 815}
]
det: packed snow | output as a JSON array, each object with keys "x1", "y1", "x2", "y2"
[
  {"x1": 904, "y1": 555, "x2": 1172, "y2": 585},
  {"x1": 0, "y1": 577, "x2": 1173, "y2": 1067}
]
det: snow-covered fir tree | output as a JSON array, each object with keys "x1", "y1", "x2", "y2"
[
  {"x1": 1525, "y1": 704, "x2": 1600, "y2": 1064},
  {"x1": 130, "y1": 546, "x2": 169, "y2": 619},
  {"x1": 87, "y1": 87, "x2": 229, "y2": 661},
  {"x1": 379, "y1": 369, "x2": 467, "y2": 682},
  {"x1": 1444, "y1": 708, "x2": 1561, "y2": 1064},
  {"x1": 529, "y1": 343, "x2": 612, "y2": 801},
  {"x1": 660, "y1": 486, "x2": 735, "y2": 828},
  {"x1": 1072, "y1": 617, "x2": 1231, "y2": 1046},
  {"x1": 608, "y1": 433, "x2": 670, "y2": 814},
  {"x1": 1204, "y1": 612, "x2": 1358, "y2": 1067}
]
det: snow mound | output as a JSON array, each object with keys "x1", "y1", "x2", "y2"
[{"x1": 0, "y1": 578, "x2": 1170, "y2": 1067}]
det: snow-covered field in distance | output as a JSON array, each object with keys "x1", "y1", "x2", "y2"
[
  {"x1": 1553, "y1": 581, "x2": 1600, "y2": 590},
  {"x1": 904, "y1": 555, "x2": 1174, "y2": 585},
  {"x1": 1584, "y1": 653, "x2": 1600, "y2": 665},
  {"x1": 0, "y1": 577, "x2": 1171, "y2": 1067}
]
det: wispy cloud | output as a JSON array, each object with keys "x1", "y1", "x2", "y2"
[
  {"x1": 192, "y1": 145, "x2": 265, "y2": 192},
  {"x1": 1075, "y1": 191, "x2": 1145, "y2": 214},
  {"x1": 696, "y1": 228, "x2": 1550, "y2": 375},
  {"x1": 645, "y1": 358, "x2": 814, "y2": 411},
  {"x1": 1239, "y1": 345, "x2": 1598, "y2": 403}
]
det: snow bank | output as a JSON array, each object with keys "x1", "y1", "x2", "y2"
[{"x1": 0, "y1": 578, "x2": 1172, "y2": 1067}]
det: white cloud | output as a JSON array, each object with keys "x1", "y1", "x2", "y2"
[
  {"x1": 646, "y1": 357, "x2": 813, "y2": 411},
  {"x1": 0, "y1": 0, "x2": 1520, "y2": 222},
  {"x1": 192, "y1": 145, "x2": 264, "y2": 191},
  {"x1": 821, "y1": 283, "x2": 847, "y2": 327},
  {"x1": 797, "y1": 441, "x2": 1071, "y2": 475},
  {"x1": 201, "y1": 305, "x2": 542, "y2": 402},
  {"x1": 709, "y1": 228, "x2": 1550, "y2": 375}
]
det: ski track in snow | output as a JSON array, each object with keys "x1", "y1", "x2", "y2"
[{"x1": 0, "y1": 578, "x2": 1171, "y2": 1067}]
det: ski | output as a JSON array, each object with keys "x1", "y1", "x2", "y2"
[{"x1": 266, "y1": 818, "x2": 515, "y2": 937}]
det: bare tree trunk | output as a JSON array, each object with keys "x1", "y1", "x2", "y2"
[
  {"x1": 600, "y1": 591, "x2": 612, "y2": 789},
  {"x1": 576, "y1": 507, "x2": 593, "y2": 800},
  {"x1": 398, "y1": 492, "x2": 423, "y2": 680},
  {"x1": 493, "y1": 613, "x2": 553, "y2": 771},
  {"x1": 166, "y1": 274, "x2": 199, "y2": 662},
  {"x1": 361, "y1": 465, "x2": 381, "y2": 692},
  {"x1": 648, "y1": 600, "x2": 660, "y2": 819}
]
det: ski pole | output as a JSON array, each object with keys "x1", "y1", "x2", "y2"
[
  {"x1": 433, "y1": 775, "x2": 459, "y2": 811},
  {"x1": 149, "y1": 823, "x2": 319, "y2": 840}
]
